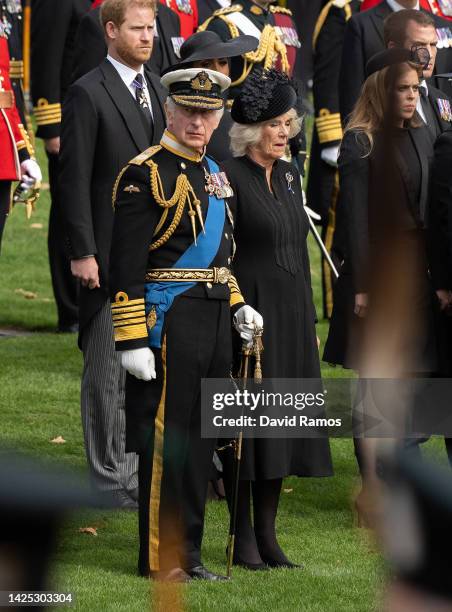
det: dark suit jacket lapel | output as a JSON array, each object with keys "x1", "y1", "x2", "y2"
[
  {"x1": 144, "y1": 67, "x2": 167, "y2": 143},
  {"x1": 100, "y1": 59, "x2": 150, "y2": 152},
  {"x1": 369, "y1": 1, "x2": 392, "y2": 46}
]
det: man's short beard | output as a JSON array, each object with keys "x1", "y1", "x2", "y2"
[{"x1": 115, "y1": 40, "x2": 152, "y2": 67}]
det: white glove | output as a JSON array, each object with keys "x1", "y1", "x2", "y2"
[
  {"x1": 120, "y1": 347, "x2": 156, "y2": 381},
  {"x1": 320, "y1": 145, "x2": 340, "y2": 168},
  {"x1": 20, "y1": 159, "x2": 42, "y2": 185},
  {"x1": 233, "y1": 305, "x2": 263, "y2": 344}
]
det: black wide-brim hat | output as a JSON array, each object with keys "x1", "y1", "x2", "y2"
[
  {"x1": 231, "y1": 68, "x2": 298, "y2": 125},
  {"x1": 161, "y1": 31, "x2": 258, "y2": 76}
]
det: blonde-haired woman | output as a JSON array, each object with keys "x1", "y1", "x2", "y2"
[
  {"x1": 221, "y1": 69, "x2": 333, "y2": 570},
  {"x1": 324, "y1": 48, "x2": 440, "y2": 524}
]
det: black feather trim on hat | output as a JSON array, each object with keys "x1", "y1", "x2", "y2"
[{"x1": 231, "y1": 68, "x2": 298, "y2": 125}]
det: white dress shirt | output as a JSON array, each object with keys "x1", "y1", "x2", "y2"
[
  {"x1": 106, "y1": 54, "x2": 154, "y2": 118},
  {"x1": 386, "y1": 0, "x2": 420, "y2": 12}
]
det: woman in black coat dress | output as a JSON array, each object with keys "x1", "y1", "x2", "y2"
[
  {"x1": 324, "y1": 48, "x2": 446, "y2": 524},
  {"x1": 221, "y1": 69, "x2": 333, "y2": 570}
]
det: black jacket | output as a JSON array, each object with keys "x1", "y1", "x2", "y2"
[
  {"x1": 71, "y1": 4, "x2": 180, "y2": 81},
  {"x1": 307, "y1": 0, "x2": 360, "y2": 222},
  {"x1": 31, "y1": 0, "x2": 91, "y2": 139},
  {"x1": 429, "y1": 129, "x2": 452, "y2": 290},
  {"x1": 110, "y1": 144, "x2": 239, "y2": 352},
  {"x1": 339, "y1": 1, "x2": 452, "y2": 125},
  {"x1": 59, "y1": 59, "x2": 167, "y2": 336}
]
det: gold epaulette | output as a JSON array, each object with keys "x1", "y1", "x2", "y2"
[
  {"x1": 270, "y1": 5, "x2": 292, "y2": 15},
  {"x1": 111, "y1": 146, "x2": 162, "y2": 207},
  {"x1": 197, "y1": 4, "x2": 242, "y2": 32},
  {"x1": 312, "y1": 0, "x2": 352, "y2": 51},
  {"x1": 129, "y1": 144, "x2": 162, "y2": 166}
]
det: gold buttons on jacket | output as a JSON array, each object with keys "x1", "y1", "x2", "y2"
[{"x1": 206, "y1": 282, "x2": 213, "y2": 289}]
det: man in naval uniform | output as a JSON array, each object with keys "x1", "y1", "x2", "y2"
[
  {"x1": 307, "y1": 0, "x2": 362, "y2": 319},
  {"x1": 199, "y1": 0, "x2": 301, "y2": 94},
  {"x1": 109, "y1": 67, "x2": 263, "y2": 581},
  {"x1": 199, "y1": 0, "x2": 305, "y2": 168}
]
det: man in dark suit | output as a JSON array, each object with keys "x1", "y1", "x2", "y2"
[
  {"x1": 339, "y1": 0, "x2": 452, "y2": 125},
  {"x1": 58, "y1": 0, "x2": 167, "y2": 507},
  {"x1": 31, "y1": 0, "x2": 92, "y2": 332},
  {"x1": 72, "y1": 1, "x2": 180, "y2": 81},
  {"x1": 385, "y1": 9, "x2": 452, "y2": 142}
]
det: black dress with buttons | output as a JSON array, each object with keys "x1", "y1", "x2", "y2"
[{"x1": 222, "y1": 155, "x2": 334, "y2": 479}]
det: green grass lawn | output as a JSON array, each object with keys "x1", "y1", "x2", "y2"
[{"x1": 0, "y1": 136, "x2": 445, "y2": 611}]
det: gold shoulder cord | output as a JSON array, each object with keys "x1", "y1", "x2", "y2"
[
  {"x1": 146, "y1": 159, "x2": 204, "y2": 251},
  {"x1": 198, "y1": 8, "x2": 289, "y2": 87}
]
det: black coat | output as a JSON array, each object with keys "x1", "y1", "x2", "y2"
[
  {"x1": 31, "y1": 0, "x2": 91, "y2": 139},
  {"x1": 222, "y1": 155, "x2": 333, "y2": 479},
  {"x1": 59, "y1": 59, "x2": 167, "y2": 337},
  {"x1": 71, "y1": 4, "x2": 180, "y2": 82},
  {"x1": 324, "y1": 126, "x2": 437, "y2": 372},
  {"x1": 339, "y1": 1, "x2": 452, "y2": 126},
  {"x1": 430, "y1": 129, "x2": 452, "y2": 290},
  {"x1": 307, "y1": 0, "x2": 360, "y2": 223}
]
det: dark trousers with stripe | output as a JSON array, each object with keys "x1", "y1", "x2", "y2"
[
  {"x1": 81, "y1": 302, "x2": 139, "y2": 492},
  {"x1": 134, "y1": 296, "x2": 232, "y2": 574}
]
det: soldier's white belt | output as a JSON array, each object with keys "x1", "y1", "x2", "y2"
[{"x1": 145, "y1": 267, "x2": 231, "y2": 284}]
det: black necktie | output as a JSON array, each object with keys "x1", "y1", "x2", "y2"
[
  {"x1": 420, "y1": 87, "x2": 440, "y2": 140},
  {"x1": 133, "y1": 73, "x2": 152, "y2": 125}
]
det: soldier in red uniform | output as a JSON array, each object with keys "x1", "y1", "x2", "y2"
[
  {"x1": 0, "y1": 17, "x2": 40, "y2": 252},
  {"x1": 159, "y1": 0, "x2": 198, "y2": 39},
  {"x1": 361, "y1": 0, "x2": 452, "y2": 20}
]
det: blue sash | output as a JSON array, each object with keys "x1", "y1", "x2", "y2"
[{"x1": 144, "y1": 157, "x2": 226, "y2": 348}]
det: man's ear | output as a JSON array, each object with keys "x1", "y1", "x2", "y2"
[
  {"x1": 105, "y1": 21, "x2": 118, "y2": 41},
  {"x1": 387, "y1": 41, "x2": 396, "y2": 49}
]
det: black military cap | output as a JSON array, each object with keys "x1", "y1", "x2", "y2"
[
  {"x1": 366, "y1": 47, "x2": 430, "y2": 77},
  {"x1": 162, "y1": 30, "x2": 258, "y2": 76},
  {"x1": 231, "y1": 68, "x2": 297, "y2": 125}
]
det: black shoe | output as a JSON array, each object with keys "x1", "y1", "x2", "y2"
[
  {"x1": 57, "y1": 323, "x2": 79, "y2": 334},
  {"x1": 233, "y1": 557, "x2": 269, "y2": 571},
  {"x1": 187, "y1": 565, "x2": 229, "y2": 581},
  {"x1": 108, "y1": 489, "x2": 138, "y2": 510},
  {"x1": 148, "y1": 568, "x2": 192, "y2": 582},
  {"x1": 226, "y1": 546, "x2": 268, "y2": 571},
  {"x1": 260, "y1": 556, "x2": 304, "y2": 569}
]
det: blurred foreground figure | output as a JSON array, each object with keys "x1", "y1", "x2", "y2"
[
  {"x1": 381, "y1": 451, "x2": 452, "y2": 612},
  {"x1": 0, "y1": 454, "x2": 107, "y2": 594}
]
